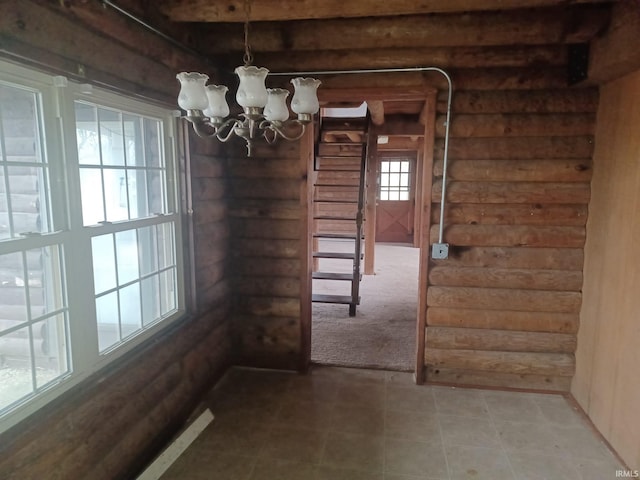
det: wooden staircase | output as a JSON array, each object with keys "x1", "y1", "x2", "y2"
[{"x1": 312, "y1": 115, "x2": 369, "y2": 316}]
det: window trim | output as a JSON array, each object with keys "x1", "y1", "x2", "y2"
[{"x1": 0, "y1": 59, "x2": 186, "y2": 434}]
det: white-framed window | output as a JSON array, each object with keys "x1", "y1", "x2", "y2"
[
  {"x1": 379, "y1": 159, "x2": 411, "y2": 201},
  {"x1": 0, "y1": 60, "x2": 185, "y2": 432}
]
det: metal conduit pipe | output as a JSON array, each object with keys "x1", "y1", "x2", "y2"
[
  {"x1": 98, "y1": 1, "x2": 453, "y2": 258},
  {"x1": 272, "y1": 67, "x2": 453, "y2": 258}
]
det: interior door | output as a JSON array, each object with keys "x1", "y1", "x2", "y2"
[{"x1": 375, "y1": 158, "x2": 415, "y2": 243}]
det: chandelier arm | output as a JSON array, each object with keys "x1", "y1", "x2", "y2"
[
  {"x1": 214, "y1": 118, "x2": 243, "y2": 142},
  {"x1": 267, "y1": 119, "x2": 307, "y2": 141}
]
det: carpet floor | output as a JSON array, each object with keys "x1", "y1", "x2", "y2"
[{"x1": 311, "y1": 241, "x2": 420, "y2": 372}]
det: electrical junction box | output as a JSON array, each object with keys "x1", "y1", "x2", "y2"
[{"x1": 432, "y1": 242, "x2": 449, "y2": 260}]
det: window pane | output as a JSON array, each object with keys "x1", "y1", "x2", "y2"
[
  {"x1": 400, "y1": 174, "x2": 409, "y2": 188},
  {"x1": 79, "y1": 168, "x2": 105, "y2": 225},
  {"x1": 6, "y1": 166, "x2": 50, "y2": 235},
  {"x1": 92, "y1": 234, "x2": 116, "y2": 294},
  {"x1": 138, "y1": 226, "x2": 158, "y2": 276},
  {"x1": 33, "y1": 314, "x2": 68, "y2": 388},
  {"x1": 0, "y1": 252, "x2": 27, "y2": 326},
  {"x1": 389, "y1": 191, "x2": 400, "y2": 201},
  {"x1": 0, "y1": 326, "x2": 33, "y2": 410},
  {"x1": 103, "y1": 168, "x2": 128, "y2": 222},
  {"x1": 389, "y1": 161, "x2": 400, "y2": 173},
  {"x1": 0, "y1": 168, "x2": 7, "y2": 240},
  {"x1": 123, "y1": 114, "x2": 142, "y2": 167},
  {"x1": 160, "y1": 268, "x2": 176, "y2": 316},
  {"x1": 96, "y1": 292, "x2": 118, "y2": 352},
  {"x1": 141, "y1": 275, "x2": 160, "y2": 326},
  {"x1": 120, "y1": 283, "x2": 141, "y2": 338},
  {"x1": 400, "y1": 191, "x2": 409, "y2": 201},
  {"x1": 75, "y1": 102, "x2": 100, "y2": 166},
  {"x1": 116, "y1": 229, "x2": 139, "y2": 285},
  {"x1": 98, "y1": 108, "x2": 124, "y2": 166},
  {"x1": 390, "y1": 173, "x2": 400, "y2": 187},
  {"x1": 380, "y1": 173, "x2": 389, "y2": 188},
  {"x1": 401, "y1": 161, "x2": 410, "y2": 173},
  {"x1": 144, "y1": 119, "x2": 163, "y2": 168},
  {"x1": 0, "y1": 85, "x2": 43, "y2": 163},
  {"x1": 157, "y1": 222, "x2": 175, "y2": 270},
  {"x1": 380, "y1": 191, "x2": 389, "y2": 201},
  {"x1": 380, "y1": 161, "x2": 389, "y2": 173},
  {"x1": 27, "y1": 246, "x2": 65, "y2": 319}
]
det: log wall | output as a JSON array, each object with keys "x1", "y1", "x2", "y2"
[
  {"x1": 226, "y1": 139, "x2": 311, "y2": 370},
  {"x1": 425, "y1": 84, "x2": 598, "y2": 391},
  {"x1": 0, "y1": 3, "x2": 233, "y2": 478}
]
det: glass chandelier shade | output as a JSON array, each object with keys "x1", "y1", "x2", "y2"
[
  {"x1": 290, "y1": 78, "x2": 321, "y2": 115},
  {"x1": 204, "y1": 85, "x2": 230, "y2": 118},
  {"x1": 176, "y1": 72, "x2": 210, "y2": 111},
  {"x1": 264, "y1": 88, "x2": 290, "y2": 122},
  {"x1": 235, "y1": 66, "x2": 269, "y2": 108}
]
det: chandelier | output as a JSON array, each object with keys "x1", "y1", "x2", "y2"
[{"x1": 175, "y1": 1, "x2": 320, "y2": 156}]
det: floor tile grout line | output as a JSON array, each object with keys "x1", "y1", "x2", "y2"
[
  {"x1": 482, "y1": 390, "x2": 520, "y2": 480},
  {"x1": 432, "y1": 388, "x2": 453, "y2": 480}
]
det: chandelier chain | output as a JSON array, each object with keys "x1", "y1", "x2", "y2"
[{"x1": 243, "y1": 0, "x2": 253, "y2": 66}]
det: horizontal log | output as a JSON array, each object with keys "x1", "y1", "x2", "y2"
[
  {"x1": 435, "y1": 113, "x2": 596, "y2": 138},
  {"x1": 230, "y1": 218, "x2": 300, "y2": 239},
  {"x1": 229, "y1": 199, "x2": 300, "y2": 220},
  {"x1": 433, "y1": 203, "x2": 589, "y2": 226},
  {"x1": 234, "y1": 257, "x2": 300, "y2": 277},
  {"x1": 425, "y1": 348, "x2": 575, "y2": 376},
  {"x1": 200, "y1": 7, "x2": 609, "y2": 53},
  {"x1": 438, "y1": 89, "x2": 599, "y2": 114},
  {"x1": 231, "y1": 238, "x2": 300, "y2": 258},
  {"x1": 195, "y1": 260, "x2": 226, "y2": 292},
  {"x1": 191, "y1": 177, "x2": 226, "y2": 201},
  {"x1": 433, "y1": 181, "x2": 591, "y2": 204},
  {"x1": 190, "y1": 155, "x2": 226, "y2": 178},
  {"x1": 238, "y1": 296, "x2": 300, "y2": 317},
  {"x1": 245, "y1": 45, "x2": 568, "y2": 72},
  {"x1": 427, "y1": 286, "x2": 582, "y2": 313},
  {"x1": 426, "y1": 307, "x2": 579, "y2": 333},
  {"x1": 429, "y1": 266, "x2": 583, "y2": 291},
  {"x1": 192, "y1": 201, "x2": 227, "y2": 225},
  {"x1": 313, "y1": 68, "x2": 572, "y2": 92},
  {"x1": 430, "y1": 224, "x2": 586, "y2": 248},
  {"x1": 228, "y1": 158, "x2": 301, "y2": 179},
  {"x1": 229, "y1": 179, "x2": 300, "y2": 201},
  {"x1": 235, "y1": 316, "x2": 300, "y2": 371},
  {"x1": 426, "y1": 326, "x2": 576, "y2": 353},
  {"x1": 234, "y1": 276, "x2": 300, "y2": 297},
  {"x1": 425, "y1": 366, "x2": 572, "y2": 391},
  {"x1": 0, "y1": 1, "x2": 180, "y2": 101},
  {"x1": 436, "y1": 136, "x2": 594, "y2": 159},
  {"x1": 161, "y1": 0, "x2": 612, "y2": 22},
  {"x1": 434, "y1": 159, "x2": 593, "y2": 182},
  {"x1": 431, "y1": 246, "x2": 584, "y2": 270}
]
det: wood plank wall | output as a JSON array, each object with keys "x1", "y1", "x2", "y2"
[
  {"x1": 425, "y1": 84, "x2": 598, "y2": 391},
  {"x1": 0, "y1": 3, "x2": 234, "y2": 478},
  {"x1": 226, "y1": 139, "x2": 306, "y2": 370},
  {"x1": 572, "y1": 69, "x2": 640, "y2": 470}
]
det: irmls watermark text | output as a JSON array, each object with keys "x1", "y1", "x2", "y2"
[{"x1": 616, "y1": 470, "x2": 640, "y2": 478}]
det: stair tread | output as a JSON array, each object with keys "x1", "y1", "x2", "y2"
[
  {"x1": 314, "y1": 199, "x2": 359, "y2": 204},
  {"x1": 313, "y1": 251, "x2": 364, "y2": 259},
  {"x1": 314, "y1": 183, "x2": 360, "y2": 187},
  {"x1": 312, "y1": 272, "x2": 360, "y2": 281},
  {"x1": 313, "y1": 233, "x2": 362, "y2": 239},
  {"x1": 314, "y1": 215, "x2": 357, "y2": 221},
  {"x1": 312, "y1": 294, "x2": 360, "y2": 304}
]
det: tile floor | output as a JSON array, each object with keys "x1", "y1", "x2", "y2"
[{"x1": 160, "y1": 366, "x2": 625, "y2": 480}]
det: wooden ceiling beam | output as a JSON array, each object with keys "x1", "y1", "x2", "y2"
[
  {"x1": 242, "y1": 45, "x2": 568, "y2": 73},
  {"x1": 199, "y1": 6, "x2": 610, "y2": 54},
  {"x1": 368, "y1": 101, "x2": 385, "y2": 126},
  {"x1": 374, "y1": 116, "x2": 424, "y2": 136},
  {"x1": 158, "y1": 0, "x2": 613, "y2": 22},
  {"x1": 588, "y1": 1, "x2": 640, "y2": 84}
]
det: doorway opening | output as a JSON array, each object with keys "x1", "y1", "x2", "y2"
[{"x1": 310, "y1": 102, "x2": 426, "y2": 371}]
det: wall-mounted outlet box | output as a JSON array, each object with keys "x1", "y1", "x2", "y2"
[{"x1": 432, "y1": 242, "x2": 449, "y2": 259}]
